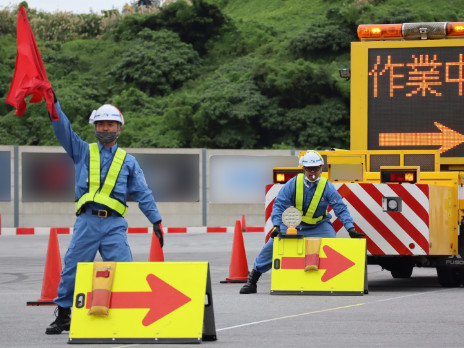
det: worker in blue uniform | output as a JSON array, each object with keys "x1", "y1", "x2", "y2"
[
  {"x1": 240, "y1": 150, "x2": 364, "y2": 294},
  {"x1": 45, "y1": 92, "x2": 163, "y2": 334}
]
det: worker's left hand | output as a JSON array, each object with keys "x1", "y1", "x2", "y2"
[
  {"x1": 270, "y1": 226, "x2": 281, "y2": 239},
  {"x1": 348, "y1": 227, "x2": 365, "y2": 239},
  {"x1": 153, "y1": 222, "x2": 164, "y2": 248}
]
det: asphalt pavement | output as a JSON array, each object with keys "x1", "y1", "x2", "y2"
[{"x1": 1, "y1": 232, "x2": 463, "y2": 348}]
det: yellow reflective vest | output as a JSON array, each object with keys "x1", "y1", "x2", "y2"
[
  {"x1": 75, "y1": 143, "x2": 128, "y2": 217},
  {"x1": 295, "y1": 173, "x2": 328, "y2": 224}
]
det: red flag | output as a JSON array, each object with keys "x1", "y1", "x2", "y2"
[{"x1": 5, "y1": 6, "x2": 58, "y2": 120}]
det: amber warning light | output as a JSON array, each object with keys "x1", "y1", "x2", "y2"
[
  {"x1": 273, "y1": 169, "x2": 301, "y2": 184},
  {"x1": 357, "y1": 24, "x2": 402, "y2": 40},
  {"x1": 358, "y1": 22, "x2": 464, "y2": 40},
  {"x1": 380, "y1": 168, "x2": 418, "y2": 184}
]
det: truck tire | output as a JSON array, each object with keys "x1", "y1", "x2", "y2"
[
  {"x1": 436, "y1": 266, "x2": 461, "y2": 287},
  {"x1": 390, "y1": 266, "x2": 413, "y2": 279}
]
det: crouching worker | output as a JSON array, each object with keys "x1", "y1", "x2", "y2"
[
  {"x1": 45, "y1": 90, "x2": 164, "y2": 334},
  {"x1": 240, "y1": 150, "x2": 364, "y2": 294}
]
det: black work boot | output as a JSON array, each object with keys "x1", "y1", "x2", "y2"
[
  {"x1": 45, "y1": 306, "x2": 71, "y2": 335},
  {"x1": 240, "y1": 269, "x2": 262, "y2": 294}
]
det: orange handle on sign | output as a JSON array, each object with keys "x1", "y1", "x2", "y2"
[
  {"x1": 304, "y1": 238, "x2": 321, "y2": 272},
  {"x1": 88, "y1": 262, "x2": 116, "y2": 316}
]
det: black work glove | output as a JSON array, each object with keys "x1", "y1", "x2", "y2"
[
  {"x1": 153, "y1": 222, "x2": 164, "y2": 248},
  {"x1": 348, "y1": 227, "x2": 365, "y2": 239},
  {"x1": 270, "y1": 225, "x2": 281, "y2": 239}
]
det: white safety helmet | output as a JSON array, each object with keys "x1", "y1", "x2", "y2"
[
  {"x1": 299, "y1": 150, "x2": 324, "y2": 167},
  {"x1": 89, "y1": 104, "x2": 124, "y2": 125}
]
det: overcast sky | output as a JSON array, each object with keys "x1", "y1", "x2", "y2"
[{"x1": 0, "y1": 0, "x2": 131, "y2": 13}]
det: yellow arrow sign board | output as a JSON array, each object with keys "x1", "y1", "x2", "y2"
[
  {"x1": 271, "y1": 237, "x2": 367, "y2": 295},
  {"x1": 69, "y1": 262, "x2": 216, "y2": 344}
]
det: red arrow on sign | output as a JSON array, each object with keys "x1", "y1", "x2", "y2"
[
  {"x1": 87, "y1": 274, "x2": 191, "y2": 326},
  {"x1": 280, "y1": 245, "x2": 355, "y2": 282}
]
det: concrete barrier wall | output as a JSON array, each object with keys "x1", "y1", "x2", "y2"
[{"x1": 0, "y1": 145, "x2": 299, "y2": 228}]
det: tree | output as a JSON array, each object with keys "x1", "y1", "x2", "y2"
[
  {"x1": 114, "y1": 0, "x2": 227, "y2": 55},
  {"x1": 261, "y1": 98, "x2": 350, "y2": 150},
  {"x1": 189, "y1": 57, "x2": 275, "y2": 148},
  {"x1": 253, "y1": 59, "x2": 339, "y2": 108},
  {"x1": 155, "y1": 0, "x2": 227, "y2": 55},
  {"x1": 111, "y1": 29, "x2": 199, "y2": 96}
]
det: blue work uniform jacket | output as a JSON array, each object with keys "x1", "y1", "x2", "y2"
[
  {"x1": 50, "y1": 101, "x2": 162, "y2": 224},
  {"x1": 271, "y1": 175, "x2": 354, "y2": 234}
]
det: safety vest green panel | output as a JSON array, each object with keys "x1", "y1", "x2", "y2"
[
  {"x1": 295, "y1": 174, "x2": 327, "y2": 224},
  {"x1": 76, "y1": 143, "x2": 128, "y2": 216}
]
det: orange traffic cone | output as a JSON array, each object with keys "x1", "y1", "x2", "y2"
[
  {"x1": 27, "y1": 228, "x2": 62, "y2": 306},
  {"x1": 149, "y1": 225, "x2": 165, "y2": 262},
  {"x1": 220, "y1": 220, "x2": 249, "y2": 283},
  {"x1": 241, "y1": 214, "x2": 247, "y2": 232}
]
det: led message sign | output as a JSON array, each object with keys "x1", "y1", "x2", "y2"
[
  {"x1": 368, "y1": 46, "x2": 464, "y2": 156},
  {"x1": 351, "y1": 40, "x2": 464, "y2": 162}
]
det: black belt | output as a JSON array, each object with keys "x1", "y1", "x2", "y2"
[
  {"x1": 92, "y1": 209, "x2": 112, "y2": 218},
  {"x1": 78, "y1": 207, "x2": 113, "y2": 218}
]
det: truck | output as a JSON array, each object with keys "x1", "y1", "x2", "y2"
[{"x1": 268, "y1": 22, "x2": 464, "y2": 287}]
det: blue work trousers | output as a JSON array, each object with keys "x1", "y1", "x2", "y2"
[
  {"x1": 54, "y1": 209, "x2": 132, "y2": 308},
  {"x1": 253, "y1": 220, "x2": 336, "y2": 274}
]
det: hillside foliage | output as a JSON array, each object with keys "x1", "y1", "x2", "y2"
[{"x1": 1, "y1": 0, "x2": 464, "y2": 149}]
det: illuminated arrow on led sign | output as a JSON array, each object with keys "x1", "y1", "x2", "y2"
[
  {"x1": 379, "y1": 122, "x2": 464, "y2": 153},
  {"x1": 87, "y1": 274, "x2": 191, "y2": 326},
  {"x1": 280, "y1": 245, "x2": 356, "y2": 282}
]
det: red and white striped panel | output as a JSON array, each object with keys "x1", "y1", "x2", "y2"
[
  {"x1": 264, "y1": 182, "x2": 430, "y2": 256},
  {"x1": 265, "y1": 184, "x2": 283, "y2": 237},
  {"x1": 331, "y1": 183, "x2": 430, "y2": 256}
]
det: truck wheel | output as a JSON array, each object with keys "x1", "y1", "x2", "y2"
[
  {"x1": 390, "y1": 266, "x2": 413, "y2": 278},
  {"x1": 436, "y1": 266, "x2": 461, "y2": 287}
]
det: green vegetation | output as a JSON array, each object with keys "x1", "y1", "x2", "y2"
[{"x1": 1, "y1": 0, "x2": 464, "y2": 148}]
